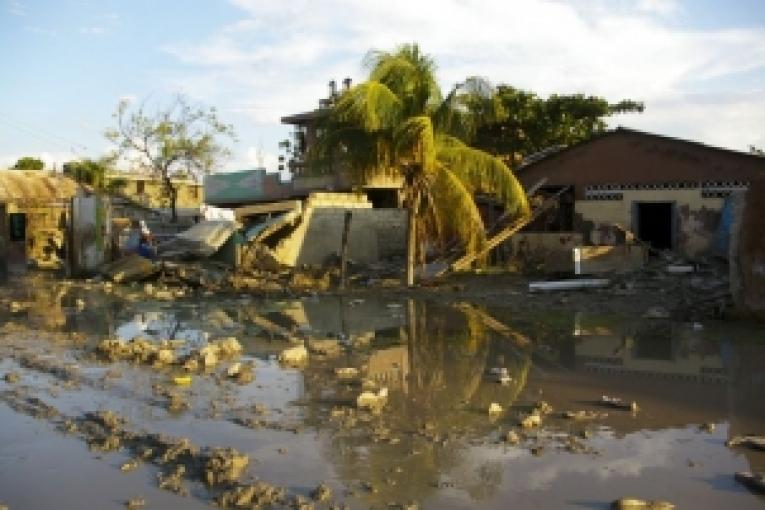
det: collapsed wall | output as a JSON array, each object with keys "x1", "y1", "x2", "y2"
[{"x1": 270, "y1": 192, "x2": 406, "y2": 267}]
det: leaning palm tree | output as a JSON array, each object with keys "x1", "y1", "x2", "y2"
[{"x1": 312, "y1": 43, "x2": 530, "y2": 286}]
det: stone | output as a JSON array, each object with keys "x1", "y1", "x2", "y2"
[
  {"x1": 279, "y1": 346, "x2": 309, "y2": 367},
  {"x1": 520, "y1": 413, "x2": 541, "y2": 429},
  {"x1": 357, "y1": 388, "x2": 388, "y2": 412}
]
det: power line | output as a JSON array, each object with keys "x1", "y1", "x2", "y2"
[{"x1": 0, "y1": 114, "x2": 90, "y2": 152}]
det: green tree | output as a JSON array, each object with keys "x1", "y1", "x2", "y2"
[
  {"x1": 312, "y1": 44, "x2": 530, "y2": 286},
  {"x1": 62, "y1": 158, "x2": 109, "y2": 189},
  {"x1": 105, "y1": 95, "x2": 236, "y2": 222},
  {"x1": 12, "y1": 156, "x2": 44, "y2": 170},
  {"x1": 471, "y1": 85, "x2": 644, "y2": 164}
]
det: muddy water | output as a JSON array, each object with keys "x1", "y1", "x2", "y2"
[{"x1": 0, "y1": 275, "x2": 764, "y2": 509}]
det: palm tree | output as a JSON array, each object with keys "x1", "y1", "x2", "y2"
[{"x1": 312, "y1": 43, "x2": 530, "y2": 286}]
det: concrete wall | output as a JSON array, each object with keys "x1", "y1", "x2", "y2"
[
  {"x1": 271, "y1": 192, "x2": 406, "y2": 267},
  {"x1": 574, "y1": 188, "x2": 724, "y2": 259},
  {"x1": 574, "y1": 245, "x2": 647, "y2": 274},
  {"x1": 507, "y1": 232, "x2": 582, "y2": 272}
]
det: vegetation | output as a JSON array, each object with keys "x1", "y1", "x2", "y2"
[
  {"x1": 105, "y1": 95, "x2": 235, "y2": 222},
  {"x1": 470, "y1": 86, "x2": 644, "y2": 163},
  {"x1": 311, "y1": 43, "x2": 530, "y2": 286},
  {"x1": 12, "y1": 156, "x2": 44, "y2": 170}
]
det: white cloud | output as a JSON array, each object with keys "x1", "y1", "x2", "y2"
[
  {"x1": 159, "y1": 0, "x2": 765, "y2": 163},
  {"x1": 80, "y1": 26, "x2": 106, "y2": 35},
  {"x1": 7, "y1": 0, "x2": 24, "y2": 16}
]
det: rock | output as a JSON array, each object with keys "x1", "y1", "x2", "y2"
[
  {"x1": 155, "y1": 348, "x2": 175, "y2": 365},
  {"x1": 357, "y1": 388, "x2": 388, "y2": 412},
  {"x1": 214, "y1": 337, "x2": 243, "y2": 356},
  {"x1": 200, "y1": 345, "x2": 219, "y2": 368},
  {"x1": 120, "y1": 459, "x2": 140, "y2": 472},
  {"x1": 310, "y1": 483, "x2": 332, "y2": 502},
  {"x1": 125, "y1": 497, "x2": 145, "y2": 509},
  {"x1": 205, "y1": 448, "x2": 249, "y2": 486},
  {"x1": 228, "y1": 362, "x2": 255, "y2": 384},
  {"x1": 279, "y1": 346, "x2": 308, "y2": 367},
  {"x1": 157, "y1": 465, "x2": 188, "y2": 496},
  {"x1": 534, "y1": 400, "x2": 553, "y2": 415},
  {"x1": 600, "y1": 395, "x2": 639, "y2": 412},
  {"x1": 504, "y1": 430, "x2": 521, "y2": 445},
  {"x1": 727, "y1": 435, "x2": 765, "y2": 450},
  {"x1": 734, "y1": 471, "x2": 765, "y2": 494},
  {"x1": 520, "y1": 413, "x2": 541, "y2": 429},
  {"x1": 612, "y1": 498, "x2": 675, "y2": 509},
  {"x1": 699, "y1": 422, "x2": 715, "y2": 433},
  {"x1": 3, "y1": 372, "x2": 20, "y2": 384},
  {"x1": 488, "y1": 403, "x2": 503, "y2": 416},
  {"x1": 227, "y1": 362, "x2": 242, "y2": 377}
]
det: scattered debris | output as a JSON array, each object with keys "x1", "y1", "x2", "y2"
[
  {"x1": 357, "y1": 388, "x2": 388, "y2": 412},
  {"x1": 699, "y1": 422, "x2": 716, "y2": 433},
  {"x1": 279, "y1": 346, "x2": 309, "y2": 367},
  {"x1": 307, "y1": 338, "x2": 342, "y2": 357},
  {"x1": 611, "y1": 498, "x2": 675, "y2": 509},
  {"x1": 529, "y1": 278, "x2": 610, "y2": 292},
  {"x1": 489, "y1": 367, "x2": 512, "y2": 385},
  {"x1": 600, "y1": 396, "x2": 639, "y2": 412},
  {"x1": 504, "y1": 430, "x2": 521, "y2": 445},
  {"x1": 488, "y1": 402, "x2": 503, "y2": 416},
  {"x1": 520, "y1": 413, "x2": 541, "y2": 429},
  {"x1": 310, "y1": 483, "x2": 332, "y2": 502},
  {"x1": 563, "y1": 410, "x2": 608, "y2": 421},
  {"x1": 205, "y1": 448, "x2": 249, "y2": 486},
  {"x1": 726, "y1": 435, "x2": 765, "y2": 450},
  {"x1": 125, "y1": 497, "x2": 145, "y2": 509},
  {"x1": 334, "y1": 367, "x2": 360, "y2": 379},
  {"x1": 120, "y1": 459, "x2": 140, "y2": 472},
  {"x1": 734, "y1": 471, "x2": 765, "y2": 494},
  {"x1": 3, "y1": 372, "x2": 20, "y2": 384}
]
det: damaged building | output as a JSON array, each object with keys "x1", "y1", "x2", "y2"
[
  {"x1": 0, "y1": 170, "x2": 84, "y2": 273},
  {"x1": 510, "y1": 128, "x2": 765, "y2": 273},
  {"x1": 203, "y1": 82, "x2": 407, "y2": 270}
]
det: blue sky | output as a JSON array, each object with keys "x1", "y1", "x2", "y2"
[{"x1": 1, "y1": 0, "x2": 764, "y2": 174}]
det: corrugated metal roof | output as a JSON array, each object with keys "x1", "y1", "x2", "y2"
[{"x1": 0, "y1": 170, "x2": 80, "y2": 203}]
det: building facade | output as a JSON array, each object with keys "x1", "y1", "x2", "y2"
[{"x1": 516, "y1": 128, "x2": 765, "y2": 260}]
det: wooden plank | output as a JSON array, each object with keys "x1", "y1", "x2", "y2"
[{"x1": 445, "y1": 186, "x2": 571, "y2": 273}]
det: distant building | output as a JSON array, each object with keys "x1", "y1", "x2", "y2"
[{"x1": 105, "y1": 172, "x2": 203, "y2": 220}]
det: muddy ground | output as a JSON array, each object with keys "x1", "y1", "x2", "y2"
[{"x1": 0, "y1": 272, "x2": 763, "y2": 509}]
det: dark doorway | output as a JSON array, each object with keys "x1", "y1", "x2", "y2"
[
  {"x1": 636, "y1": 202, "x2": 673, "y2": 251},
  {"x1": 365, "y1": 188, "x2": 399, "y2": 208}
]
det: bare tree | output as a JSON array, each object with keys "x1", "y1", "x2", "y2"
[{"x1": 105, "y1": 95, "x2": 236, "y2": 222}]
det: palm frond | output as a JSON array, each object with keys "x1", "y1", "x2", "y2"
[
  {"x1": 436, "y1": 142, "x2": 530, "y2": 218},
  {"x1": 394, "y1": 116, "x2": 436, "y2": 175},
  {"x1": 333, "y1": 81, "x2": 402, "y2": 132},
  {"x1": 429, "y1": 165, "x2": 487, "y2": 256}
]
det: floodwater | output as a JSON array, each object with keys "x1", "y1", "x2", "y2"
[{"x1": 0, "y1": 274, "x2": 764, "y2": 509}]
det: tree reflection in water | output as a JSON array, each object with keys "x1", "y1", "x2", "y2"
[{"x1": 301, "y1": 299, "x2": 532, "y2": 506}]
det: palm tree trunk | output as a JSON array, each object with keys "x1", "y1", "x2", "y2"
[{"x1": 406, "y1": 201, "x2": 417, "y2": 287}]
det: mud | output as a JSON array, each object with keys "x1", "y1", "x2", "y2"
[{"x1": 0, "y1": 274, "x2": 764, "y2": 509}]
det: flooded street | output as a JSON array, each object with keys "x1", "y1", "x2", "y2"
[{"x1": 1, "y1": 274, "x2": 764, "y2": 509}]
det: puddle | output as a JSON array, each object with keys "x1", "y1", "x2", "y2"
[{"x1": 0, "y1": 275, "x2": 763, "y2": 509}]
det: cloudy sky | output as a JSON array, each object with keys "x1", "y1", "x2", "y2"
[{"x1": 1, "y1": 0, "x2": 763, "y2": 174}]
